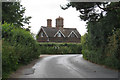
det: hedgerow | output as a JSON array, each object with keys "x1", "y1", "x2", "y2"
[
  {"x1": 81, "y1": 4, "x2": 120, "y2": 70},
  {"x1": 2, "y1": 23, "x2": 40, "y2": 78},
  {"x1": 38, "y1": 43, "x2": 82, "y2": 54}
]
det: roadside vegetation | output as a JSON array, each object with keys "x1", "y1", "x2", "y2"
[
  {"x1": 2, "y1": 2, "x2": 38, "y2": 78},
  {"x1": 2, "y1": 23, "x2": 40, "y2": 78},
  {"x1": 81, "y1": 3, "x2": 120, "y2": 70},
  {"x1": 39, "y1": 43, "x2": 82, "y2": 54},
  {"x1": 63, "y1": 2, "x2": 120, "y2": 70}
]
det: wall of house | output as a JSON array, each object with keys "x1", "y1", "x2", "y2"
[{"x1": 37, "y1": 37, "x2": 49, "y2": 42}]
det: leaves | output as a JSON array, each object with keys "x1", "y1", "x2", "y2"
[
  {"x1": 2, "y1": 23, "x2": 40, "y2": 78},
  {"x1": 2, "y1": 2, "x2": 31, "y2": 27},
  {"x1": 38, "y1": 43, "x2": 82, "y2": 54},
  {"x1": 61, "y1": 2, "x2": 109, "y2": 21},
  {"x1": 80, "y1": 2, "x2": 120, "y2": 69}
]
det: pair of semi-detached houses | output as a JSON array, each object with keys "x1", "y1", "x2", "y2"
[{"x1": 36, "y1": 16, "x2": 81, "y2": 43}]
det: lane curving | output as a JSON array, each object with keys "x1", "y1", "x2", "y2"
[{"x1": 15, "y1": 54, "x2": 118, "y2": 78}]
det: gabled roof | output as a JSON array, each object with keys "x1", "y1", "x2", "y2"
[
  {"x1": 60, "y1": 28, "x2": 81, "y2": 38},
  {"x1": 54, "y1": 30, "x2": 65, "y2": 37},
  {"x1": 68, "y1": 31, "x2": 78, "y2": 38},
  {"x1": 37, "y1": 26, "x2": 81, "y2": 38},
  {"x1": 41, "y1": 26, "x2": 58, "y2": 37}
]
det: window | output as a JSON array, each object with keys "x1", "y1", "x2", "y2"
[
  {"x1": 58, "y1": 32, "x2": 61, "y2": 37},
  {"x1": 41, "y1": 32, "x2": 43, "y2": 37},
  {"x1": 70, "y1": 33, "x2": 75, "y2": 37}
]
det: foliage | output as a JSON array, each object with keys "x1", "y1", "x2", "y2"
[
  {"x1": 64, "y1": 2, "x2": 120, "y2": 69},
  {"x1": 38, "y1": 43, "x2": 82, "y2": 54},
  {"x1": 2, "y1": 23, "x2": 15, "y2": 39},
  {"x1": 2, "y1": 41, "x2": 19, "y2": 78},
  {"x1": 2, "y1": 2, "x2": 32, "y2": 78},
  {"x1": 61, "y1": 2, "x2": 120, "y2": 22},
  {"x1": 2, "y1": 2, "x2": 31, "y2": 27},
  {"x1": 105, "y1": 29, "x2": 120, "y2": 69},
  {"x1": 61, "y1": 2, "x2": 108, "y2": 21},
  {"x1": 81, "y1": 2, "x2": 120, "y2": 70},
  {"x1": 2, "y1": 23, "x2": 40, "y2": 78}
]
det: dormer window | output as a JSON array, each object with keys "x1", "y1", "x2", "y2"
[
  {"x1": 41, "y1": 32, "x2": 43, "y2": 37},
  {"x1": 70, "y1": 33, "x2": 75, "y2": 37},
  {"x1": 58, "y1": 32, "x2": 61, "y2": 37},
  {"x1": 68, "y1": 31, "x2": 78, "y2": 38},
  {"x1": 54, "y1": 30, "x2": 65, "y2": 37}
]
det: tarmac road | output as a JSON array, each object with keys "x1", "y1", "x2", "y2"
[{"x1": 11, "y1": 54, "x2": 118, "y2": 78}]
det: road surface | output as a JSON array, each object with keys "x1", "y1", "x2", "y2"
[{"x1": 10, "y1": 54, "x2": 118, "y2": 78}]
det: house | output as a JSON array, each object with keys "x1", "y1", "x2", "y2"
[{"x1": 36, "y1": 16, "x2": 81, "y2": 43}]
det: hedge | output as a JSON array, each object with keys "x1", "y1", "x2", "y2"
[
  {"x1": 2, "y1": 23, "x2": 40, "y2": 78},
  {"x1": 38, "y1": 43, "x2": 82, "y2": 54}
]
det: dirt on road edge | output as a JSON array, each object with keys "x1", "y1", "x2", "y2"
[{"x1": 10, "y1": 55, "x2": 52, "y2": 78}]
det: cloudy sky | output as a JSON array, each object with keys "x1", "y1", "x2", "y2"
[{"x1": 21, "y1": 0, "x2": 87, "y2": 36}]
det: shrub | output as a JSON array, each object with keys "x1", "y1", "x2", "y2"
[
  {"x1": 2, "y1": 40, "x2": 19, "y2": 78},
  {"x1": 104, "y1": 29, "x2": 120, "y2": 69},
  {"x1": 38, "y1": 43, "x2": 82, "y2": 54},
  {"x1": 10, "y1": 28, "x2": 40, "y2": 63},
  {"x1": 2, "y1": 23, "x2": 40, "y2": 78},
  {"x1": 2, "y1": 23, "x2": 15, "y2": 39},
  {"x1": 81, "y1": 30, "x2": 120, "y2": 70}
]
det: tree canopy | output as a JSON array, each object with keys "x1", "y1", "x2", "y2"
[
  {"x1": 2, "y1": 2, "x2": 31, "y2": 27},
  {"x1": 61, "y1": 2, "x2": 120, "y2": 69},
  {"x1": 61, "y1": 2, "x2": 120, "y2": 22}
]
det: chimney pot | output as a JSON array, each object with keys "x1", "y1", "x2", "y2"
[
  {"x1": 47, "y1": 19, "x2": 52, "y2": 27},
  {"x1": 56, "y1": 16, "x2": 64, "y2": 28}
]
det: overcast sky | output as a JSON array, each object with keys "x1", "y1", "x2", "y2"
[{"x1": 21, "y1": 0, "x2": 87, "y2": 36}]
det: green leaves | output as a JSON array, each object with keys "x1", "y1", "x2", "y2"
[
  {"x1": 2, "y1": 2, "x2": 31, "y2": 27},
  {"x1": 61, "y1": 2, "x2": 109, "y2": 22},
  {"x1": 38, "y1": 43, "x2": 82, "y2": 54},
  {"x1": 81, "y1": 2, "x2": 120, "y2": 69},
  {"x1": 2, "y1": 23, "x2": 40, "y2": 78}
]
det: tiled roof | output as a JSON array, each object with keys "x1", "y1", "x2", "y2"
[{"x1": 41, "y1": 26, "x2": 81, "y2": 38}]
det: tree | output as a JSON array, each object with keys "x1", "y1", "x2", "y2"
[
  {"x1": 62, "y1": 2, "x2": 120, "y2": 69},
  {"x1": 61, "y1": 2, "x2": 120, "y2": 22},
  {"x1": 2, "y1": 2, "x2": 31, "y2": 27}
]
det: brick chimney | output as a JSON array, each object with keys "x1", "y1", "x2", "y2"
[
  {"x1": 47, "y1": 19, "x2": 52, "y2": 27},
  {"x1": 56, "y1": 16, "x2": 64, "y2": 28}
]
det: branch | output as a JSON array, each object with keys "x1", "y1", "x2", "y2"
[{"x1": 96, "y1": 3, "x2": 107, "y2": 11}]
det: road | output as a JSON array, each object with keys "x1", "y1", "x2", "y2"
[{"x1": 11, "y1": 54, "x2": 118, "y2": 78}]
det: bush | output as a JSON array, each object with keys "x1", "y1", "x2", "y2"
[
  {"x1": 10, "y1": 28, "x2": 40, "y2": 63},
  {"x1": 38, "y1": 43, "x2": 82, "y2": 54},
  {"x1": 104, "y1": 29, "x2": 120, "y2": 69},
  {"x1": 2, "y1": 23, "x2": 40, "y2": 78},
  {"x1": 81, "y1": 30, "x2": 120, "y2": 70},
  {"x1": 2, "y1": 23, "x2": 15, "y2": 40},
  {"x1": 2, "y1": 40, "x2": 19, "y2": 78}
]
